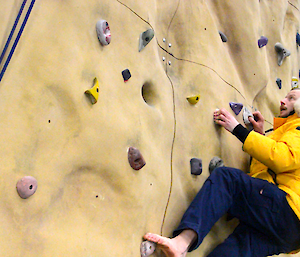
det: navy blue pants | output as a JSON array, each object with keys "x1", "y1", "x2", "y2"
[{"x1": 173, "y1": 167, "x2": 300, "y2": 256}]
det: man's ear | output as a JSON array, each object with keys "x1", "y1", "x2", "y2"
[{"x1": 294, "y1": 97, "x2": 300, "y2": 117}]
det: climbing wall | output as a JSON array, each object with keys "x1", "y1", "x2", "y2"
[{"x1": 0, "y1": 0, "x2": 299, "y2": 256}]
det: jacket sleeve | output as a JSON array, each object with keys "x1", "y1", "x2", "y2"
[{"x1": 243, "y1": 129, "x2": 300, "y2": 173}]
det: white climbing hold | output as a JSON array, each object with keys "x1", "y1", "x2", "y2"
[
  {"x1": 140, "y1": 241, "x2": 156, "y2": 257},
  {"x1": 292, "y1": 77, "x2": 299, "y2": 89},
  {"x1": 274, "y1": 42, "x2": 290, "y2": 66},
  {"x1": 96, "y1": 20, "x2": 111, "y2": 45},
  {"x1": 243, "y1": 107, "x2": 254, "y2": 130}
]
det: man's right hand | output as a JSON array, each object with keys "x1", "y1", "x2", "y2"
[{"x1": 249, "y1": 111, "x2": 265, "y2": 135}]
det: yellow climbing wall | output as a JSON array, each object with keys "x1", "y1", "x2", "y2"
[{"x1": 0, "y1": 0, "x2": 299, "y2": 256}]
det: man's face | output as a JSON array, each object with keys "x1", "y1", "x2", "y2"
[{"x1": 280, "y1": 90, "x2": 300, "y2": 117}]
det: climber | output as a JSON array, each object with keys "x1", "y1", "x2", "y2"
[{"x1": 143, "y1": 88, "x2": 300, "y2": 257}]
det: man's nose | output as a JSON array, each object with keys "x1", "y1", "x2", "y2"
[{"x1": 280, "y1": 101, "x2": 285, "y2": 105}]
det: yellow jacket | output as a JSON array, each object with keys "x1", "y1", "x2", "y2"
[{"x1": 243, "y1": 113, "x2": 300, "y2": 220}]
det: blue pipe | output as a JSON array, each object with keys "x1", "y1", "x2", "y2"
[
  {"x1": 0, "y1": 0, "x2": 27, "y2": 65},
  {"x1": 0, "y1": 0, "x2": 36, "y2": 82}
]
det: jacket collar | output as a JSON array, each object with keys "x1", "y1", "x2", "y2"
[{"x1": 273, "y1": 113, "x2": 299, "y2": 130}]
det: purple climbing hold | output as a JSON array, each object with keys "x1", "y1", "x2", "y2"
[
  {"x1": 190, "y1": 158, "x2": 202, "y2": 175},
  {"x1": 296, "y1": 32, "x2": 300, "y2": 46},
  {"x1": 229, "y1": 102, "x2": 243, "y2": 115},
  {"x1": 276, "y1": 78, "x2": 282, "y2": 89},
  {"x1": 258, "y1": 36, "x2": 268, "y2": 48},
  {"x1": 122, "y1": 69, "x2": 131, "y2": 82},
  {"x1": 16, "y1": 176, "x2": 38, "y2": 199},
  {"x1": 128, "y1": 147, "x2": 146, "y2": 170}
]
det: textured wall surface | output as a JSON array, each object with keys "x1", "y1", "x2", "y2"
[{"x1": 0, "y1": 0, "x2": 299, "y2": 256}]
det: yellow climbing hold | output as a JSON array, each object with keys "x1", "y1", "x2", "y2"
[
  {"x1": 187, "y1": 94, "x2": 200, "y2": 104},
  {"x1": 85, "y1": 77, "x2": 99, "y2": 104}
]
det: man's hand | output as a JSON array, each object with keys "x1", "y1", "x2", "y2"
[
  {"x1": 248, "y1": 111, "x2": 265, "y2": 135},
  {"x1": 214, "y1": 108, "x2": 239, "y2": 132}
]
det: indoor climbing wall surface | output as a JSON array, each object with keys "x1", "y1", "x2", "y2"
[{"x1": 0, "y1": 0, "x2": 299, "y2": 256}]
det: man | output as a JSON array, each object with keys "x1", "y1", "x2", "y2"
[{"x1": 143, "y1": 89, "x2": 300, "y2": 257}]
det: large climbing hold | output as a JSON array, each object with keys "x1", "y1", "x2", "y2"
[
  {"x1": 229, "y1": 102, "x2": 243, "y2": 115},
  {"x1": 85, "y1": 77, "x2": 99, "y2": 104},
  {"x1": 276, "y1": 78, "x2": 282, "y2": 89},
  {"x1": 96, "y1": 20, "x2": 111, "y2": 46},
  {"x1": 258, "y1": 36, "x2": 268, "y2": 48},
  {"x1": 274, "y1": 42, "x2": 290, "y2": 66},
  {"x1": 187, "y1": 94, "x2": 200, "y2": 104},
  {"x1": 16, "y1": 176, "x2": 38, "y2": 199},
  {"x1": 190, "y1": 158, "x2": 202, "y2": 175},
  {"x1": 243, "y1": 107, "x2": 254, "y2": 130},
  {"x1": 128, "y1": 147, "x2": 146, "y2": 170},
  {"x1": 296, "y1": 32, "x2": 300, "y2": 46},
  {"x1": 139, "y1": 29, "x2": 154, "y2": 52},
  {"x1": 218, "y1": 31, "x2": 227, "y2": 42},
  {"x1": 292, "y1": 77, "x2": 299, "y2": 89},
  {"x1": 140, "y1": 241, "x2": 156, "y2": 257}
]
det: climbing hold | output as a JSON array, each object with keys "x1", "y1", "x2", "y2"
[
  {"x1": 218, "y1": 31, "x2": 227, "y2": 42},
  {"x1": 296, "y1": 32, "x2": 300, "y2": 46},
  {"x1": 276, "y1": 78, "x2": 282, "y2": 89},
  {"x1": 16, "y1": 176, "x2": 38, "y2": 199},
  {"x1": 96, "y1": 20, "x2": 111, "y2": 46},
  {"x1": 139, "y1": 29, "x2": 154, "y2": 52},
  {"x1": 187, "y1": 95, "x2": 200, "y2": 105},
  {"x1": 162, "y1": 57, "x2": 165, "y2": 61},
  {"x1": 190, "y1": 158, "x2": 202, "y2": 175},
  {"x1": 128, "y1": 147, "x2": 146, "y2": 170},
  {"x1": 85, "y1": 77, "x2": 99, "y2": 104},
  {"x1": 292, "y1": 77, "x2": 299, "y2": 89},
  {"x1": 168, "y1": 61, "x2": 171, "y2": 66},
  {"x1": 243, "y1": 107, "x2": 254, "y2": 129},
  {"x1": 229, "y1": 102, "x2": 243, "y2": 115},
  {"x1": 208, "y1": 156, "x2": 224, "y2": 174},
  {"x1": 163, "y1": 38, "x2": 166, "y2": 42},
  {"x1": 140, "y1": 241, "x2": 156, "y2": 257},
  {"x1": 258, "y1": 36, "x2": 268, "y2": 48},
  {"x1": 274, "y1": 42, "x2": 290, "y2": 66},
  {"x1": 122, "y1": 69, "x2": 131, "y2": 82},
  {"x1": 168, "y1": 43, "x2": 172, "y2": 47}
]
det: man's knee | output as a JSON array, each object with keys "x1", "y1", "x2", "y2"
[{"x1": 209, "y1": 166, "x2": 243, "y2": 183}]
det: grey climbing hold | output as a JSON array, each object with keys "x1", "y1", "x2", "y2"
[
  {"x1": 128, "y1": 147, "x2": 146, "y2": 170},
  {"x1": 140, "y1": 241, "x2": 156, "y2": 257},
  {"x1": 243, "y1": 107, "x2": 254, "y2": 130},
  {"x1": 208, "y1": 157, "x2": 224, "y2": 174},
  {"x1": 276, "y1": 78, "x2": 282, "y2": 89},
  {"x1": 229, "y1": 102, "x2": 243, "y2": 115},
  {"x1": 275, "y1": 42, "x2": 290, "y2": 66},
  {"x1": 190, "y1": 158, "x2": 202, "y2": 175},
  {"x1": 218, "y1": 31, "x2": 227, "y2": 42},
  {"x1": 139, "y1": 29, "x2": 154, "y2": 52},
  {"x1": 16, "y1": 176, "x2": 38, "y2": 199},
  {"x1": 96, "y1": 20, "x2": 111, "y2": 46},
  {"x1": 258, "y1": 36, "x2": 268, "y2": 48}
]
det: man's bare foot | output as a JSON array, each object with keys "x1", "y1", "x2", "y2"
[{"x1": 143, "y1": 231, "x2": 196, "y2": 257}]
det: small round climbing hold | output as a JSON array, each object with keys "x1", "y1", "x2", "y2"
[
  {"x1": 163, "y1": 38, "x2": 166, "y2": 42},
  {"x1": 292, "y1": 77, "x2": 299, "y2": 89},
  {"x1": 229, "y1": 102, "x2": 243, "y2": 115},
  {"x1": 128, "y1": 147, "x2": 146, "y2": 170},
  {"x1": 16, "y1": 176, "x2": 38, "y2": 199},
  {"x1": 162, "y1": 57, "x2": 165, "y2": 61},
  {"x1": 122, "y1": 69, "x2": 131, "y2": 82},
  {"x1": 276, "y1": 78, "x2": 282, "y2": 89},
  {"x1": 187, "y1": 95, "x2": 200, "y2": 105},
  {"x1": 274, "y1": 42, "x2": 290, "y2": 66},
  {"x1": 258, "y1": 36, "x2": 268, "y2": 48},
  {"x1": 96, "y1": 20, "x2": 111, "y2": 46},
  {"x1": 168, "y1": 43, "x2": 172, "y2": 47},
  {"x1": 140, "y1": 241, "x2": 156, "y2": 257},
  {"x1": 218, "y1": 31, "x2": 227, "y2": 42},
  {"x1": 190, "y1": 158, "x2": 202, "y2": 175},
  {"x1": 168, "y1": 61, "x2": 171, "y2": 65}
]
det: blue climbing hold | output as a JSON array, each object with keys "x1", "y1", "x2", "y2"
[
  {"x1": 296, "y1": 32, "x2": 300, "y2": 46},
  {"x1": 190, "y1": 158, "x2": 202, "y2": 175},
  {"x1": 258, "y1": 36, "x2": 268, "y2": 48},
  {"x1": 276, "y1": 78, "x2": 282, "y2": 89},
  {"x1": 218, "y1": 31, "x2": 227, "y2": 42},
  {"x1": 122, "y1": 69, "x2": 131, "y2": 82},
  {"x1": 229, "y1": 102, "x2": 243, "y2": 115}
]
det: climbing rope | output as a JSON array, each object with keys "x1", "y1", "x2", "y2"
[{"x1": 0, "y1": 0, "x2": 36, "y2": 82}]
